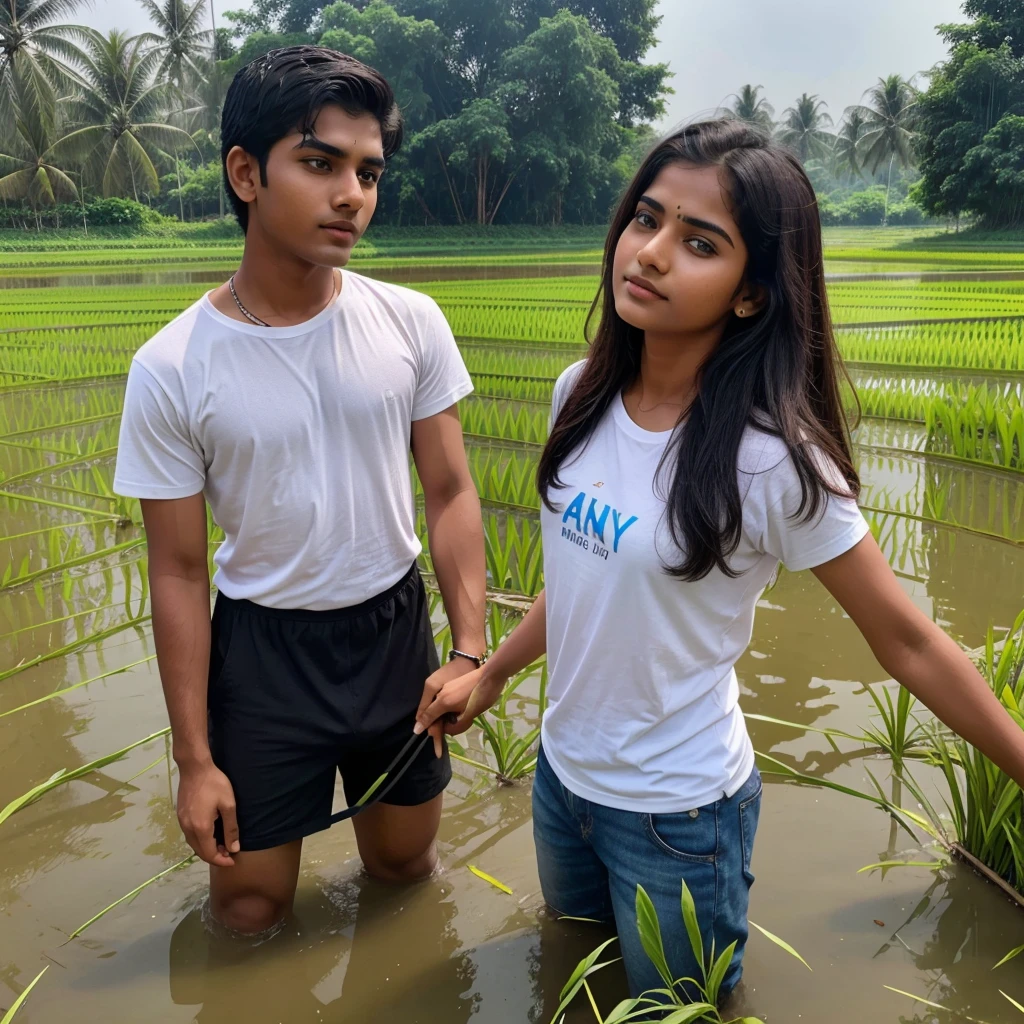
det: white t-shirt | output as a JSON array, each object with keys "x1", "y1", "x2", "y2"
[
  {"x1": 540, "y1": 362, "x2": 869, "y2": 813},
  {"x1": 114, "y1": 270, "x2": 473, "y2": 610}
]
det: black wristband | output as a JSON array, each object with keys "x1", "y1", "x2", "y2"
[{"x1": 448, "y1": 648, "x2": 485, "y2": 668}]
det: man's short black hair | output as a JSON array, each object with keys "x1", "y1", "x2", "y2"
[{"x1": 220, "y1": 45, "x2": 404, "y2": 232}]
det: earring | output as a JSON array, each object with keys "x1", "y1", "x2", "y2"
[{"x1": 736, "y1": 308, "x2": 746, "y2": 317}]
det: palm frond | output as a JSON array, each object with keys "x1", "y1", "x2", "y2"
[
  {"x1": 102, "y1": 129, "x2": 159, "y2": 196},
  {"x1": 23, "y1": 0, "x2": 93, "y2": 30},
  {"x1": 40, "y1": 160, "x2": 79, "y2": 199},
  {"x1": 0, "y1": 165, "x2": 38, "y2": 201}
]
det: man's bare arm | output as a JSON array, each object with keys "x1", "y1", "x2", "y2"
[
  {"x1": 141, "y1": 494, "x2": 239, "y2": 865},
  {"x1": 410, "y1": 406, "x2": 487, "y2": 753}
]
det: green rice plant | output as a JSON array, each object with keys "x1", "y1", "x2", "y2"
[
  {"x1": 841, "y1": 319, "x2": 1024, "y2": 372},
  {"x1": 899, "y1": 610, "x2": 1024, "y2": 894},
  {"x1": 1, "y1": 966, "x2": 48, "y2": 1024},
  {"x1": 551, "y1": 881, "x2": 810, "y2": 1024},
  {"x1": 450, "y1": 662, "x2": 547, "y2": 783},
  {"x1": 462, "y1": 347, "x2": 581, "y2": 379},
  {"x1": 0, "y1": 727, "x2": 171, "y2": 827},
  {"x1": 0, "y1": 655, "x2": 157, "y2": 718},
  {"x1": 67, "y1": 853, "x2": 196, "y2": 940},
  {"x1": 461, "y1": 397, "x2": 551, "y2": 445},
  {"x1": 473, "y1": 447, "x2": 542, "y2": 508},
  {"x1": 482, "y1": 512, "x2": 544, "y2": 596},
  {"x1": 860, "y1": 683, "x2": 927, "y2": 772}
]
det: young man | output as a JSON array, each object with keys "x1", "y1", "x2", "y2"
[{"x1": 114, "y1": 46, "x2": 487, "y2": 935}]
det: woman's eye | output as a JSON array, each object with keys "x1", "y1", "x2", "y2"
[
  {"x1": 687, "y1": 237, "x2": 716, "y2": 256},
  {"x1": 635, "y1": 211, "x2": 656, "y2": 229}
]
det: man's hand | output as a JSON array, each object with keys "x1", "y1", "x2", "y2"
[
  {"x1": 414, "y1": 661, "x2": 505, "y2": 741},
  {"x1": 176, "y1": 761, "x2": 240, "y2": 866}
]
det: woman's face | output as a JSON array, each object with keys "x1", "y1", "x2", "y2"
[{"x1": 611, "y1": 161, "x2": 756, "y2": 336}]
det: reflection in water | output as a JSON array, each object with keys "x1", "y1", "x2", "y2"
[
  {"x1": 0, "y1": 261, "x2": 601, "y2": 291},
  {"x1": 878, "y1": 869, "x2": 1024, "y2": 1023},
  {"x1": 169, "y1": 874, "x2": 477, "y2": 1023}
]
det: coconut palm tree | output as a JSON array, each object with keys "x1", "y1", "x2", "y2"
[
  {"x1": 138, "y1": 0, "x2": 211, "y2": 91},
  {"x1": 0, "y1": 0, "x2": 87, "y2": 80},
  {"x1": 0, "y1": 0, "x2": 89, "y2": 125},
  {"x1": 777, "y1": 93, "x2": 834, "y2": 164},
  {"x1": 835, "y1": 107, "x2": 869, "y2": 179},
  {"x1": 0, "y1": 65, "x2": 78, "y2": 228},
  {"x1": 855, "y1": 74, "x2": 918, "y2": 224},
  {"x1": 724, "y1": 84, "x2": 774, "y2": 131},
  {"x1": 50, "y1": 28, "x2": 196, "y2": 201}
]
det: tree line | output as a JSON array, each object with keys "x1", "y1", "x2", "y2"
[{"x1": 0, "y1": 0, "x2": 1020, "y2": 231}]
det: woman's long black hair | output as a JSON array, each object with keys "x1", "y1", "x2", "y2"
[{"x1": 537, "y1": 118, "x2": 860, "y2": 581}]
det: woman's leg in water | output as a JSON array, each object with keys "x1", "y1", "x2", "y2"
[
  {"x1": 532, "y1": 746, "x2": 614, "y2": 923},
  {"x1": 589, "y1": 767, "x2": 762, "y2": 1005}
]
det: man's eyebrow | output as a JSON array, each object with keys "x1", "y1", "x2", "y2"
[{"x1": 293, "y1": 135, "x2": 386, "y2": 169}]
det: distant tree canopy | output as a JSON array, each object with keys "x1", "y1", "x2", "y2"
[
  {"x1": 218, "y1": 0, "x2": 671, "y2": 225},
  {"x1": 913, "y1": 0, "x2": 1024, "y2": 228},
  {"x1": 8, "y1": 0, "x2": 1012, "y2": 233}
]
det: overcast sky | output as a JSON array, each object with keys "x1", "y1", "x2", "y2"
[{"x1": 87, "y1": 0, "x2": 967, "y2": 125}]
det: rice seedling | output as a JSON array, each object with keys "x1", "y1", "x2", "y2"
[
  {"x1": 67, "y1": 854, "x2": 196, "y2": 940},
  {"x1": 897, "y1": 610, "x2": 1024, "y2": 896},
  {"x1": 0, "y1": 966, "x2": 48, "y2": 1024},
  {"x1": 449, "y1": 662, "x2": 547, "y2": 783},
  {"x1": 0, "y1": 727, "x2": 171, "y2": 827},
  {"x1": 462, "y1": 397, "x2": 550, "y2": 446},
  {"x1": 0, "y1": 655, "x2": 157, "y2": 719},
  {"x1": 551, "y1": 881, "x2": 810, "y2": 1024},
  {"x1": 841, "y1": 319, "x2": 1024, "y2": 372}
]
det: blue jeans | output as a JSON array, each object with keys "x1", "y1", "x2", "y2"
[{"x1": 532, "y1": 746, "x2": 761, "y2": 1003}]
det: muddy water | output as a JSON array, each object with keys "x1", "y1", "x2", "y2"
[
  {"x1": 5, "y1": 506, "x2": 1024, "y2": 1023},
  {"x1": 0, "y1": 263, "x2": 603, "y2": 291},
  {"x1": 3, "y1": 263, "x2": 1023, "y2": 291},
  {"x1": 5, "y1": 309, "x2": 1024, "y2": 1022}
]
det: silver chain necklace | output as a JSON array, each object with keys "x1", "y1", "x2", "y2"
[{"x1": 228, "y1": 275, "x2": 271, "y2": 327}]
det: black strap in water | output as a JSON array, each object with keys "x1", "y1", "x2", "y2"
[{"x1": 326, "y1": 730, "x2": 433, "y2": 825}]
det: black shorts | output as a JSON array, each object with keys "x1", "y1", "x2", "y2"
[{"x1": 207, "y1": 564, "x2": 450, "y2": 852}]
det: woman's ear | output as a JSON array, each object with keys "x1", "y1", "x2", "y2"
[
  {"x1": 224, "y1": 145, "x2": 260, "y2": 206},
  {"x1": 733, "y1": 283, "x2": 768, "y2": 319}
]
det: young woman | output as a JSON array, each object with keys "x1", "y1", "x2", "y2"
[{"x1": 415, "y1": 119, "x2": 1024, "y2": 1003}]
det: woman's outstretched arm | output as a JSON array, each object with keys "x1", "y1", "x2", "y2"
[{"x1": 812, "y1": 534, "x2": 1024, "y2": 787}]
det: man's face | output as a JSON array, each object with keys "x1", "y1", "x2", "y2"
[{"x1": 237, "y1": 104, "x2": 385, "y2": 266}]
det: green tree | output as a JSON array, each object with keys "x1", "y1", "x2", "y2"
[
  {"x1": 0, "y1": 0, "x2": 88, "y2": 124},
  {"x1": 777, "y1": 92, "x2": 834, "y2": 163},
  {"x1": 52, "y1": 29, "x2": 196, "y2": 200},
  {"x1": 835, "y1": 107, "x2": 869, "y2": 177},
  {"x1": 0, "y1": 66, "x2": 78, "y2": 228},
  {"x1": 724, "y1": 84, "x2": 774, "y2": 131},
  {"x1": 215, "y1": 0, "x2": 670, "y2": 226},
  {"x1": 853, "y1": 74, "x2": 918, "y2": 224},
  {"x1": 319, "y1": 0, "x2": 446, "y2": 128},
  {"x1": 953, "y1": 113, "x2": 1024, "y2": 227},
  {"x1": 414, "y1": 97, "x2": 514, "y2": 223},
  {"x1": 393, "y1": 0, "x2": 666, "y2": 122},
  {"x1": 914, "y1": 1, "x2": 1024, "y2": 228},
  {"x1": 138, "y1": 0, "x2": 212, "y2": 89},
  {"x1": 496, "y1": 9, "x2": 619, "y2": 223}
]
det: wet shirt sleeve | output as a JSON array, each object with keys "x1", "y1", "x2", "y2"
[
  {"x1": 113, "y1": 359, "x2": 206, "y2": 499},
  {"x1": 757, "y1": 446, "x2": 870, "y2": 572},
  {"x1": 411, "y1": 299, "x2": 473, "y2": 421}
]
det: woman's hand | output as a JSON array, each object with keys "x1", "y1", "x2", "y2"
[{"x1": 414, "y1": 664, "x2": 507, "y2": 737}]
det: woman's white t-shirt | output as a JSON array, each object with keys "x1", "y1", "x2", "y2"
[
  {"x1": 114, "y1": 270, "x2": 472, "y2": 610},
  {"x1": 539, "y1": 362, "x2": 869, "y2": 813}
]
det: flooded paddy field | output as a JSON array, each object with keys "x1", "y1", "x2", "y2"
[{"x1": 3, "y1": 241, "x2": 1024, "y2": 1023}]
